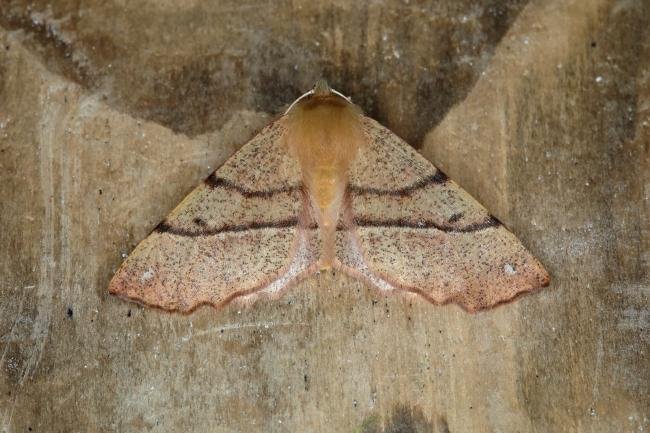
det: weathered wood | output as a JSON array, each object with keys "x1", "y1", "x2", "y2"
[{"x1": 0, "y1": 0, "x2": 647, "y2": 432}]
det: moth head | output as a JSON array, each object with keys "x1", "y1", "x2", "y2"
[
  {"x1": 312, "y1": 79, "x2": 332, "y2": 97},
  {"x1": 284, "y1": 80, "x2": 355, "y2": 115}
]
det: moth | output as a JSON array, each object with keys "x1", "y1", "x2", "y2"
[{"x1": 109, "y1": 80, "x2": 549, "y2": 313}]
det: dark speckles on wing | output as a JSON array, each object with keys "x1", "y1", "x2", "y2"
[
  {"x1": 155, "y1": 160, "x2": 307, "y2": 238},
  {"x1": 348, "y1": 170, "x2": 448, "y2": 196},
  {"x1": 348, "y1": 118, "x2": 440, "y2": 192},
  {"x1": 215, "y1": 121, "x2": 302, "y2": 193},
  {"x1": 193, "y1": 217, "x2": 208, "y2": 227},
  {"x1": 448, "y1": 212, "x2": 464, "y2": 223},
  {"x1": 349, "y1": 168, "x2": 496, "y2": 235},
  {"x1": 204, "y1": 173, "x2": 301, "y2": 198}
]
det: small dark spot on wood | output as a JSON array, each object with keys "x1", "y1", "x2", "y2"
[
  {"x1": 591, "y1": 41, "x2": 597, "y2": 47},
  {"x1": 438, "y1": 416, "x2": 451, "y2": 433},
  {"x1": 98, "y1": 189, "x2": 102, "y2": 195},
  {"x1": 127, "y1": 309, "x2": 131, "y2": 317},
  {"x1": 360, "y1": 403, "x2": 434, "y2": 433},
  {"x1": 66, "y1": 307, "x2": 73, "y2": 318}
]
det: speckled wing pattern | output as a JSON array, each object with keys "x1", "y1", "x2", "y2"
[
  {"x1": 337, "y1": 117, "x2": 550, "y2": 312},
  {"x1": 108, "y1": 120, "x2": 320, "y2": 312}
]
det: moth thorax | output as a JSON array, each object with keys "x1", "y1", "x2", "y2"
[
  {"x1": 308, "y1": 167, "x2": 342, "y2": 206},
  {"x1": 283, "y1": 92, "x2": 366, "y2": 270}
]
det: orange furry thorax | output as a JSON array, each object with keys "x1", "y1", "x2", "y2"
[{"x1": 283, "y1": 94, "x2": 366, "y2": 268}]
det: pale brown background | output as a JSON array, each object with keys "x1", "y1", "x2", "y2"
[{"x1": 1, "y1": 1, "x2": 648, "y2": 432}]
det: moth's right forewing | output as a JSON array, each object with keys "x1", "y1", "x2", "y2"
[{"x1": 339, "y1": 117, "x2": 550, "y2": 312}]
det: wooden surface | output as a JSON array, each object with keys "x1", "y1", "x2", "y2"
[{"x1": 1, "y1": 1, "x2": 648, "y2": 432}]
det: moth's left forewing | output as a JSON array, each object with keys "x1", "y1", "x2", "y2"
[
  {"x1": 109, "y1": 120, "x2": 320, "y2": 312},
  {"x1": 339, "y1": 117, "x2": 550, "y2": 312}
]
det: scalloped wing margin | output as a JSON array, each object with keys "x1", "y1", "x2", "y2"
[
  {"x1": 108, "y1": 120, "x2": 320, "y2": 312},
  {"x1": 337, "y1": 117, "x2": 549, "y2": 312}
]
